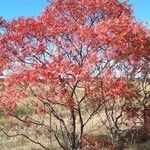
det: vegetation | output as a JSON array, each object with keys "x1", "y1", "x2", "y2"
[{"x1": 0, "y1": 0, "x2": 149, "y2": 149}]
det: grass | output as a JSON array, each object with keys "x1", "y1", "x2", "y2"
[
  {"x1": 0, "y1": 104, "x2": 33, "y2": 125},
  {"x1": 0, "y1": 110, "x2": 6, "y2": 125},
  {"x1": 0, "y1": 115, "x2": 150, "y2": 149},
  {"x1": 0, "y1": 104, "x2": 150, "y2": 150},
  {"x1": 0, "y1": 115, "x2": 6, "y2": 125},
  {"x1": 0, "y1": 82, "x2": 149, "y2": 150},
  {"x1": 0, "y1": 133, "x2": 42, "y2": 150},
  {"x1": 12, "y1": 105, "x2": 33, "y2": 117}
]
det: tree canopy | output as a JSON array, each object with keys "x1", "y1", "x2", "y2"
[{"x1": 0, "y1": 0, "x2": 149, "y2": 149}]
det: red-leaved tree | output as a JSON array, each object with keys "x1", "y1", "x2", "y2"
[{"x1": 0, "y1": 0, "x2": 149, "y2": 149}]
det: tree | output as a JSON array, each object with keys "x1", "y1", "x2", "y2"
[{"x1": 0, "y1": 0, "x2": 149, "y2": 149}]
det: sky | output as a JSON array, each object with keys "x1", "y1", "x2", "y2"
[
  {"x1": 0, "y1": 0, "x2": 149, "y2": 24},
  {"x1": 0, "y1": 0, "x2": 48, "y2": 20},
  {"x1": 129, "y1": 0, "x2": 150, "y2": 24}
]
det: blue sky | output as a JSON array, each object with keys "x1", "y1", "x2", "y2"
[
  {"x1": 0, "y1": 0, "x2": 149, "y2": 24},
  {"x1": 0, "y1": 0, "x2": 48, "y2": 20},
  {"x1": 129, "y1": 0, "x2": 150, "y2": 24}
]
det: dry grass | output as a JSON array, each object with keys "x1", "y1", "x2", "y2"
[
  {"x1": 0, "y1": 113, "x2": 150, "y2": 150},
  {"x1": 0, "y1": 81, "x2": 149, "y2": 149},
  {"x1": 0, "y1": 133, "x2": 42, "y2": 150}
]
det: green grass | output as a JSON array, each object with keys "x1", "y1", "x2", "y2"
[
  {"x1": 0, "y1": 105, "x2": 33, "y2": 125},
  {"x1": 0, "y1": 110, "x2": 6, "y2": 125},
  {"x1": 12, "y1": 105, "x2": 33, "y2": 117},
  {"x1": 0, "y1": 115, "x2": 6, "y2": 125}
]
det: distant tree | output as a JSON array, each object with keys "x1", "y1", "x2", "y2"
[{"x1": 0, "y1": 0, "x2": 149, "y2": 149}]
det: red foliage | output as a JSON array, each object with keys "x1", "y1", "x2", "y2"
[
  {"x1": 82, "y1": 135, "x2": 114, "y2": 150},
  {"x1": 0, "y1": 0, "x2": 149, "y2": 136},
  {"x1": 0, "y1": 1, "x2": 149, "y2": 150}
]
